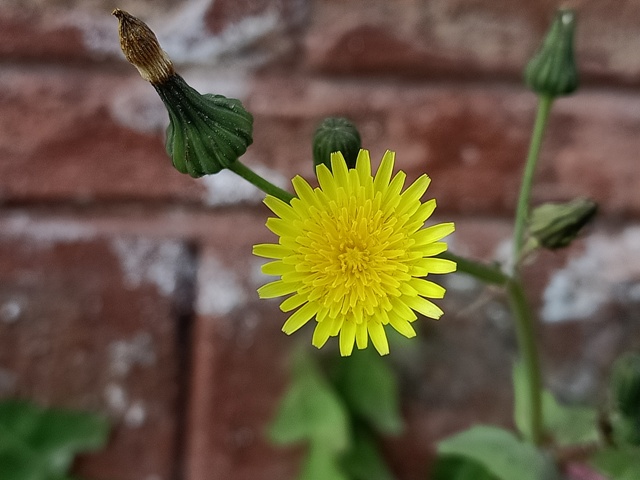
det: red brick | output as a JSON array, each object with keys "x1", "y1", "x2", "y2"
[
  {"x1": 185, "y1": 213, "x2": 299, "y2": 480},
  {"x1": 248, "y1": 74, "x2": 640, "y2": 216},
  {"x1": 305, "y1": 0, "x2": 640, "y2": 84},
  {"x1": 0, "y1": 8, "x2": 89, "y2": 62},
  {"x1": 0, "y1": 233, "x2": 193, "y2": 480},
  {"x1": 204, "y1": 0, "x2": 307, "y2": 34},
  {"x1": 0, "y1": 67, "x2": 205, "y2": 204}
]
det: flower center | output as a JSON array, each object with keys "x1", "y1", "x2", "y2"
[{"x1": 339, "y1": 243, "x2": 370, "y2": 276}]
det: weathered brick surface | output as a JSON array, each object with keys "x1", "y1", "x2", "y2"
[
  {"x1": 0, "y1": 67, "x2": 204, "y2": 204},
  {"x1": 249, "y1": 75, "x2": 640, "y2": 216},
  {"x1": 305, "y1": 0, "x2": 640, "y2": 84},
  {"x1": 186, "y1": 223, "x2": 300, "y2": 480},
  {"x1": 0, "y1": 232, "x2": 194, "y2": 480}
]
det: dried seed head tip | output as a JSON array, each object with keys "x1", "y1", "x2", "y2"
[{"x1": 112, "y1": 9, "x2": 174, "y2": 84}]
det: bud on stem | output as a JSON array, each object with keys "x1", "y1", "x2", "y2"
[
  {"x1": 525, "y1": 9, "x2": 579, "y2": 97},
  {"x1": 113, "y1": 9, "x2": 253, "y2": 177},
  {"x1": 113, "y1": 9, "x2": 174, "y2": 84}
]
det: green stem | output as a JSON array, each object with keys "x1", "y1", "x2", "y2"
[
  {"x1": 438, "y1": 251, "x2": 508, "y2": 286},
  {"x1": 228, "y1": 160, "x2": 295, "y2": 203},
  {"x1": 512, "y1": 94, "x2": 554, "y2": 267},
  {"x1": 508, "y1": 93, "x2": 555, "y2": 446},
  {"x1": 507, "y1": 278, "x2": 543, "y2": 445}
]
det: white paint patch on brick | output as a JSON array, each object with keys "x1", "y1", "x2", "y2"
[
  {"x1": 0, "y1": 300, "x2": 23, "y2": 324},
  {"x1": 199, "y1": 163, "x2": 288, "y2": 206},
  {"x1": 108, "y1": 332, "x2": 157, "y2": 377},
  {"x1": 110, "y1": 82, "x2": 168, "y2": 134},
  {"x1": 0, "y1": 213, "x2": 97, "y2": 245},
  {"x1": 197, "y1": 255, "x2": 246, "y2": 316},
  {"x1": 157, "y1": 0, "x2": 279, "y2": 65},
  {"x1": 542, "y1": 226, "x2": 640, "y2": 323},
  {"x1": 76, "y1": 0, "x2": 283, "y2": 66},
  {"x1": 124, "y1": 400, "x2": 147, "y2": 428},
  {"x1": 493, "y1": 237, "x2": 515, "y2": 275},
  {"x1": 104, "y1": 383, "x2": 128, "y2": 414},
  {"x1": 110, "y1": 237, "x2": 190, "y2": 296}
]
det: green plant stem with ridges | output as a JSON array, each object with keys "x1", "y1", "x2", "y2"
[
  {"x1": 228, "y1": 160, "x2": 295, "y2": 203},
  {"x1": 438, "y1": 251, "x2": 508, "y2": 286},
  {"x1": 512, "y1": 94, "x2": 554, "y2": 265},
  {"x1": 507, "y1": 278, "x2": 543, "y2": 445},
  {"x1": 508, "y1": 93, "x2": 555, "y2": 446}
]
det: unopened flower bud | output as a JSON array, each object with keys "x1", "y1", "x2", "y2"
[
  {"x1": 611, "y1": 352, "x2": 640, "y2": 419},
  {"x1": 113, "y1": 9, "x2": 253, "y2": 177},
  {"x1": 312, "y1": 117, "x2": 361, "y2": 170},
  {"x1": 528, "y1": 198, "x2": 597, "y2": 250},
  {"x1": 525, "y1": 9, "x2": 579, "y2": 97}
]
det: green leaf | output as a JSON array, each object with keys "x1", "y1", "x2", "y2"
[
  {"x1": 591, "y1": 447, "x2": 640, "y2": 480},
  {"x1": 299, "y1": 444, "x2": 350, "y2": 480},
  {"x1": 0, "y1": 400, "x2": 109, "y2": 480},
  {"x1": 431, "y1": 455, "x2": 499, "y2": 480},
  {"x1": 0, "y1": 440, "x2": 45, "y2": 480},
  {"x1": 341, "y1": 426, "x2": 394, "y2": 480},
  {"x1": 543, "y1": 395, "x2": 599, "y2": 446},
  {"x1": 438, "y1": 426, "x2": 560, "y2": 480},
  {"x1": 513, "y1": 361, "x2": 599, "y2": 446},
  {"x1": 268, "y1": 351, "x2": 350, "y2": 452},
  {"x1": 333, "y1": 348, "x2": 403, "y2": 435},
  {"x1": 27, "y1": 409, "x2": 110, "y2": 473}
]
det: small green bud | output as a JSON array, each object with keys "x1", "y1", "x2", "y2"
[
  {"x1": 114, "y1": 10, "x2": 253, "y2": 177},
  {"x1": 312, "y1": 117, "x2": 361, "y2": 170},
  {"x1": 611, "y1": 352, "x2": 640, "y2": 419},
  {"x1": 525, "y1": 9, "x2": 578, "y2": 97},
  {"x1": 528, "y1": 198, "x2": 597, "y2": 250}
]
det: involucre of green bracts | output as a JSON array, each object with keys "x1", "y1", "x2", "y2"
[
  {"x1": 154, "y1": 74, "x2": 253, "y2": 177},
  {"x1": 528, "y1": 198, "x2": 597, "y2": 250},
  {"x1": 312, "y1": 117, "x2": 361, "y2": 171},
  {"x1": 525, "y1": 9, "x2": 578, "y2": 97}
]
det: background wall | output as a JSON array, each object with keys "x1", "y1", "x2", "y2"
[{"x1": 1, "y1": 1, "x2": 640, "y2": 479}]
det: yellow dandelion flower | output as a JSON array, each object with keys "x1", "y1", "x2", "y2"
[{"x1": 253, "y1": 150, "x2": 456, "y2": 356}]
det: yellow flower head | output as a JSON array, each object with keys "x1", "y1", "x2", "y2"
[{"x1": 253, "y1": 150, "x2": 456, "y2": 356}]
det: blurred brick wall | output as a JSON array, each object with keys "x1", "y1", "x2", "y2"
[{"x1": 1, "y1": 1, "x2": 640, "y2": 479}]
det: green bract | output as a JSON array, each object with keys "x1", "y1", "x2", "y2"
[
  {"x1": 525, "y1": 9, "x2": 578, "y2": 97},
  {"x1": 154, "y1": 75, "x2": 253, "y2": 177},
  {"x1": 312, "y1": 117, "x2": 361, "y2": 170},
  {"x1": 528, "y1": 198, "x2": 597, "y2": 250}
]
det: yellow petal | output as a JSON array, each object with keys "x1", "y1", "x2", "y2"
[
  {"x1": 404, "y1": 296, "x2": 444, "y2": 319},
  {"x1": 264, "y1": 195, "x2": 297, "y2": 221},
  {"x1": 312, "y1": 318, "x2": 333, "y2": 348},
  {"x1": 257, "y1": 280, "x2": 297, "y2": 298},
  {"x1": 253, "y1": 243, "x2": 290, "y2": 259},
  {"x1": 282, "y1": 302, "x2": 318, "y2": 334},
  {"x1": 280, "y1": 294, "x2": 308, "y2": 312},
  {"x1": 414, "y1": 223, "x2": 456, "y2": 245},
  {"x1": 409, "y1": 278, "x2": 446, "y2": 298},
  {"x1": 368, "y1": 321, "x2": 389, "y2": 355},
  {"x1": 261, "y1": 260, "x2": 291, "y2": 276},
  {"x1": 373, "y1": 150, "x2": 394, "y2": 193},
  {"x1": 339, "y1": 320, "x2": 356, "y2": 356},
  {"x1": 355, "y1": 321, "x2": 368, "y2": 349},
  {"x1": 355, "y1": 150, "x2": 371, "y2": 180},
  {"x1": 388, "y1": 314, "x2": 416, "y2": 338}
]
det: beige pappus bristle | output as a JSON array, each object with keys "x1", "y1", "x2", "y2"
[{"x1": 112, "y1": 9, "x2": 175, "y2": 84}]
